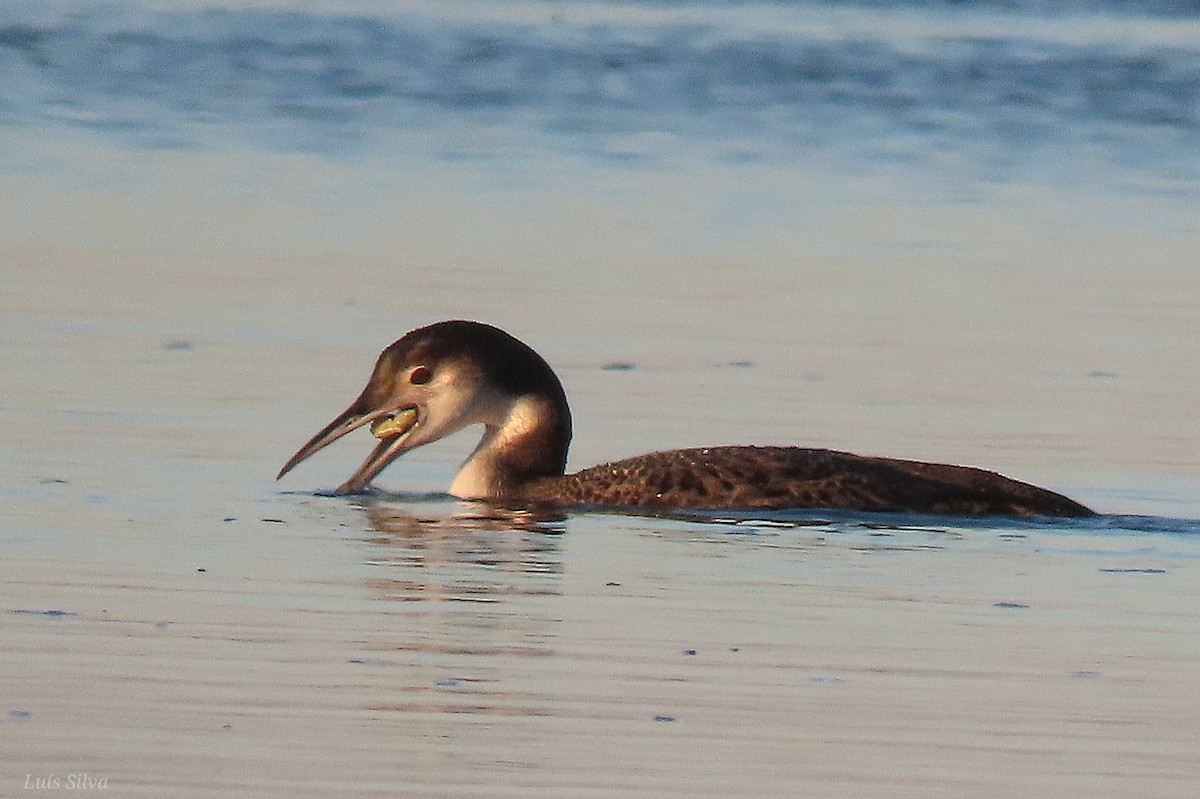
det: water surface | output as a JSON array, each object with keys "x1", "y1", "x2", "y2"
[{"x1": 3, "y1": 0, "x2": 1199, "y2": 795}]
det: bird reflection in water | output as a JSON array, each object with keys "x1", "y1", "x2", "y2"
[
  {"x1": 351, "y1": 501, "x2": 566, "y2": 720},
  {"x1": 356, "y1": 500, "x2": 567, "y2": 604}
]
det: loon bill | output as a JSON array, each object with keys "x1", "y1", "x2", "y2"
[{"x1": 277, "y1": 320, "x2": 1093, "y2": 517}]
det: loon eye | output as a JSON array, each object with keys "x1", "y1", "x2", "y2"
[{"x1": 409, "y1": 366, "x2": 432, "y2": 385}]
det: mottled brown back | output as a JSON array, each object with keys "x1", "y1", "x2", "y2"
[{"x1": 520, "y1": 446, "x2": 1092, "y2": 517}]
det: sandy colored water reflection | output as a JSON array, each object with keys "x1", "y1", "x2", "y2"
[
  {"x1": 3, "y1": 106, "x2": 1199, "y2": 797},
  {"x1": 7, "y1": 495, "x2": 1199, "y2": 797}
]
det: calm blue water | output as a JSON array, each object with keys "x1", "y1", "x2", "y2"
[{"x1": 3, "y1": 0, "x2": 1199, "y2": 199}]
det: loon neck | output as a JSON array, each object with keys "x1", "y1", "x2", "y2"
[{"x1": 448, "y1": 393, "x2": 571, "y2": 500}]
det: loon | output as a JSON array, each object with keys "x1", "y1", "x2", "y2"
[{"x1": 277, "y1": 320, "x2": 1093, "y2": 517}]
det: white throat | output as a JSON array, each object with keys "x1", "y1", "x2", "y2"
[{"x1": 447, "y1": 395, "x2": 546, "y2": 500}]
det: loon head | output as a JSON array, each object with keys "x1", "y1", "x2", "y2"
[{"x1": 277, "y1": 320, "x2": 572, "y2": 496}]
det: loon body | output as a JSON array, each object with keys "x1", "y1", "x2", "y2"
[{"x1": 277, "y1": 320, "x2": 1092, "y2": 517}]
